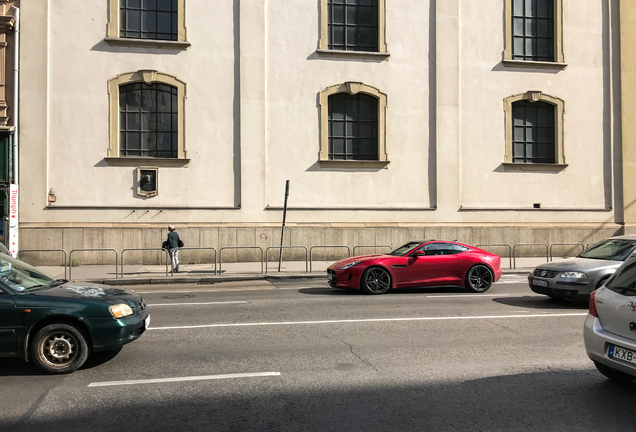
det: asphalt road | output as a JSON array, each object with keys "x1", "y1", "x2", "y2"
[{"x1": 1, "y1": 275, "x2": 635, "y2": 432}]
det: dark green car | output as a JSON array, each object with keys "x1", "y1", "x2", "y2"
[{"x1": 0, "y1": 254, "x2": 149, "y2": 374}]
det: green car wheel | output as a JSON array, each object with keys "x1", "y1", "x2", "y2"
[{"x1": 31, "y1": 323, "x2": 90, "y2": 374}]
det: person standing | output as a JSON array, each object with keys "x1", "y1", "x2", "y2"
[{"x1": 167, "y1": 225, "x2": 181, "y2": 273}]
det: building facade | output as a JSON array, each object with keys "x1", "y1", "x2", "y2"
[{"x1": 18, "y1": 1, "x2": 626, "y2": 264}]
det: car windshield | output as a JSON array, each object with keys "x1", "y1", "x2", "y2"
[
  {"x1": 387, "y1": 242, "x2": 423, "y2": 256},
  {"x1": 605, "y1": 259, "x2": 636, "y2": 295},
  {"x1": 0, "y1": 255, "x2": 57, "y2": 292},
  {"x1": 578, "y1": 239, "x2": 636, "y2": 261}
]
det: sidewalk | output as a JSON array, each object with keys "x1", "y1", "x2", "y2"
[{"x1": 34, "y1": 257, "x2": 567, "y2": 285}]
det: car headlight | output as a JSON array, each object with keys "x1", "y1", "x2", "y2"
[
  {"x1": 340, "y1": 261, "x2": 364, "y2": 270},
  {"x1": 109, "y1": 303, "x2": 134, "y2": 318},
  {"x1": 559, "y1": 271, "x2": 587, "y2": 279}
]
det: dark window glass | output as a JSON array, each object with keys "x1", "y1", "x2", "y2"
[
  {"x1": 328, "y1": 93, "x2": 378, "y2": 161},
  {"x1": 606, "y1": 258, "x2": 636, "y2": 295},
  {"x1": 512, "y1": 0, "x2": 554, "y2": 61},
  {"x1": 512, "y1": 100, "x2": 555, "y2": 163},
  {"x1": 328, "y1": 0, "x2": 378, "y2": 52},
  {"x1": 119, "y1": 83, "x2": 178, "y2": 158},
  {"x1": 120, "y1": 0, "x2": 178, "y2": 41}
]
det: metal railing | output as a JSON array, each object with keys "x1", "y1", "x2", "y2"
[
  {"x1": 219, "y1": 247, "x2": 263, "y2": 275},
  {"x1": 549, "y1": 243, "x2": 585, "y2": 261},
  {"x1": 177, "y1": 247, "x2": 218, "y2": 275},
  {"x1": 265, "y1": 246, "x2": 308, "y2": 274},
  {"x1": 352, "y1": 245, "x2": 392, "y2": 256},
  {"x1": 18, "y1": 249, "x2": 68, "y2": 280},
  {"x1": 69, "y1": 248, "x2": 118, "y2": 281},
  {"x1": 512, "y1": 243, "x2": 548, "y2": 269},
  {"x1": 475, "y1": 244, "x2": 512, "y2": 270},
  {"x1": 120, "y1": 248, "x2": 170, "y2": 278},
  {"x1": 309, "y1": 245, "x2": 350, "y2": 273}
]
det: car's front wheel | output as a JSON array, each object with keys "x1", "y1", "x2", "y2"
[
  {"x1": 465, "y1": 265, "x2": 494, "y2": 293},
  {"x1": 31, "y1": 323, "x2": 90, "y2": 374},
  {"x1": 594, "y1": 361, "x2": 636, "y2": 382},
  {"x1": 361, "y1": 267, "x2": 392, "y2": 295}
]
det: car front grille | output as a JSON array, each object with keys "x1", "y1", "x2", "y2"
[{"x1": 533, "y1": 269, "x2": 560, "y2": 279}]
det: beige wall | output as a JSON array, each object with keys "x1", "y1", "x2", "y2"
[{"x1": 17, "y1": 1, "x2": 624, "y2": 260}]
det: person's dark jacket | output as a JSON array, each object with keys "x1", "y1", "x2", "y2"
[{"x1": 167, "y1": 231, "x2": 180, "y2": 249}]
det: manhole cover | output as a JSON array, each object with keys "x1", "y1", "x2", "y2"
[{"x1": 160, "y1": 294, "x2": 195, "y2": 299}]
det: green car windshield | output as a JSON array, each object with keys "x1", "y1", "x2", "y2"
[
  {"x1": 578, "y1": 239, "x2": 636, "y2": 262},
  {"x1": 387, "y1": 242, "x2": 424, "y2": 256},
  {"x1": 0, "y1": 255, "x2": 56, "y2": 292}
]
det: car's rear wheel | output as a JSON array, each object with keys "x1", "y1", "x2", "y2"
[
  {"x1": 361, "y1": 267, "x2": 391, "y2": 295},
  {"x1": 31, "y1": 323, "x2": 89, "y2": 374},
  {"x1": 594, "y1": 361, "x2": 636, "y2": 382},
  {"x1": 465, "y1": 265, "x2": 493, "y2": 293}
]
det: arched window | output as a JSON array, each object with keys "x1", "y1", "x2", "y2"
[
  {"x1": 119, "y1": 82, "x2": 178, "y2": 158},
  {"x1": 512, "y1": 100, "x2": 554, "y2": 163},
  {"x1": 504, "y1": 91, "x2": 565, "y2": 167},
  {"x1": 328, "y1": 93, "x2": 378, "y2": 160},
  {"x1": 108, "y1": 70, "x2": 187, "y2": 164},
  {"x1": 319, "y1": 82, "x2": 388, "y2": 167}
]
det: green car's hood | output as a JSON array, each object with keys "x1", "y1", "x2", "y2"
[{"x1": 16, "y1": 282, "x2": 141, "y2": 306}]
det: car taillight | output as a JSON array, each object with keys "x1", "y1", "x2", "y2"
[{"x1": 589, "y1": 290, "x2": 599, "y2": 318}]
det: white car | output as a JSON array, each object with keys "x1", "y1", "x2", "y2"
[{"x1": 584, "y1": 255, "x2": 636, "y2": 382}]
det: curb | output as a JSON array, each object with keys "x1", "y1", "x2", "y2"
[{"x1": 83, "y1": 269, "x2": 531, "y2": 285}]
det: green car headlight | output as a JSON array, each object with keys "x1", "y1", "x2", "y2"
[{"x1": 109, "y1": 303, "x2": 134, "y2": 318}]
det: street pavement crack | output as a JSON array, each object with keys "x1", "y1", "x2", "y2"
[{"x1": 337, "y1": 338, "x2": 380, "y2": 374}]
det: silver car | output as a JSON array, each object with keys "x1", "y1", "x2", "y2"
[
  {"x1": 584, "y1": 255, "x2": 636, "y2": 382},
  {"x1": 528, "y1": 235, "x2": 636, "y2": 301}
]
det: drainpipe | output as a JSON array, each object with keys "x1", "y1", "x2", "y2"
[{"x1": 10, "y1": 6, "x2": 18, "y2": 185}]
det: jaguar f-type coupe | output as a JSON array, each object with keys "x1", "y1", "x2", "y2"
[{"x1": 327, "y1": 240, "x2": 502, "y2": 295}]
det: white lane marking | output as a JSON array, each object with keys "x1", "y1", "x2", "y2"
[
  {"x1": 148, "y1": 301, "x2": 248, "y2": 307},
  {"x1": 149, "y1": 313, "x2": 588, "y2": 331},
  {"x1": 88, "y1": 372, "x2": 281, "y2": 388},
  {"x1": 426, "y1": 294, "x2": 510, "y2": 298}
]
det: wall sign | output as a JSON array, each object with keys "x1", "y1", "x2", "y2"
[{"x1": 137, "y1": 167, "x2": 158, "y2": 197}]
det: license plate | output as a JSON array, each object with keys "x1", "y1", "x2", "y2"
[
  {"x1": 609, "y1": 345, "x2": 636, "y2": 365},
  {"x1": 144, "y1": 315, "x2": 151, "y2": 329},
  {"x1": 532, "y1": 279, "x2": 548, "y2": 287},
  {"x1": 328, "y1": 273, "x2": 335, "y2": 281}
]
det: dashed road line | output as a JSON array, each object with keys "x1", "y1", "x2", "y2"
[
  {"x1": 148, "y1": 313, "x2": 588, "y2": 331},
  {"x1": 88, "y1": 372, "x2": 281, "y2": 388}
]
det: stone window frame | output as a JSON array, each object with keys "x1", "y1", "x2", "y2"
[
  {"x1": 317, "y1": 0, "x2": 389, "y2": 60},
  {"x1": 503, "y1": 0, "x2": 566, "y2": 69},
  {"x1": 105, "y1": 0, "x2": 190, "y2": 50},
  {"x1": 106, "y1": 70, "x2": 189, "y2": 167},
  {"x1": 319, "y1": 82, "x2": 389, "y2": 169},
  {"x1": 503, "y1": 91, "x2": 567, "y2": 171}
]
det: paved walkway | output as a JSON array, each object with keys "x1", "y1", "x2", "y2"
[{"x1": 34, "y1": 257, "x2": 569, "y2": 285}]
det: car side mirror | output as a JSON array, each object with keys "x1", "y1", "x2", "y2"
[{"x1": 412, "y1": 250, "x2": 426, "y2": 258}]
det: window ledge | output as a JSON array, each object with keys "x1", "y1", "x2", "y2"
[
  {"x1": 502, "y1": 162, "x2": 568, "y2": 172},
  {"x1": 319, "y1": 160, "x2": 390, "y2": 169},
  {"x1": 502, "y1": 59, "x2": 567, "y2": 70},
  {"x1": 104, "y1": 157, "x2": 190, "y2": 167},
  {"x1": 104, "y1": 37, "x2": 191, "y2": 50},
  {"x1": 316, "y1": 49, "x2": 390, "y2": 61}
]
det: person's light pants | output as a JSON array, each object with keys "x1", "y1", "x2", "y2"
[{"x1": 169, "y1": 248, "x2": 179, "y2": 271}]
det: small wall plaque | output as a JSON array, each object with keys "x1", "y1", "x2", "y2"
[{"x1": 137, "y1": 167, "x2": 158, "y2": 197}]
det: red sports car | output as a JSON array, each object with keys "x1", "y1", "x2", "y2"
[{"x1": 327, "y1": 240, "x2": 502, "y2": 294}]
